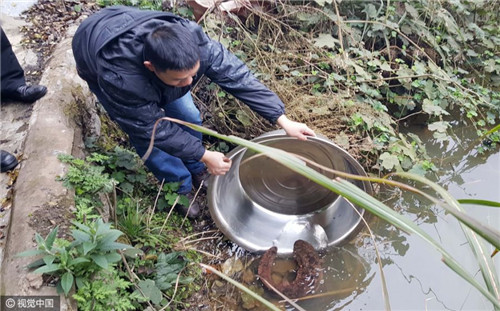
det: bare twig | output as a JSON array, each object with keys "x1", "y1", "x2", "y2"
[
  {"x1": 148, "y1": 178, "x2": 165, "y2": 226},
  {"x1": 159, "y1": 195, "x2": 179, "y2": 235},
  {"x1": 332, "y1": 0, "x2": 346, "y2": 61}
]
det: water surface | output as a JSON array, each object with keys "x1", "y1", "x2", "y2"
[{"x1": 310, "y1": 122, "x2": 500, "y2": 310}]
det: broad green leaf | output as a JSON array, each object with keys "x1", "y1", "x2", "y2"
[
  {"x1": 405, "y1": 3, "x2": 419, "y2": 18},
  {"x1": 35, "y1": 233, "x2": 45, "y2": 248},
  {"x1": 70, "y1": 231, "x2": 92, "y2": 246},
  {"x1": 34, "y1": 264, "x2": 61, "y2": 274},
  {"x1": 362, "y1": 3, "x2": 378, "y2": 18},
  {"x1": 98, "y1": 242, "x2": 131, "y2": 252},
  {"x1": 105, "y1": 252, "x2": 122, "y2": 263},
  {"x1": 138, "y1": 280, "x2": 162, "y2": 305},
  {"x1": 82, "y1": 241, "x2": 96, "y2": 255},
  {"x1": 71, "y1": 221, "x2": 91, "y2": 233},
  {"x1": 122, "y1": 247, "x2": 144, "y2": 258},
  {"x1": 379, "y1": 152, "x2": 400, "y2": 170},
  {"x1": 380, "y1": 62, "x2": 392, "y2": 71},
  {"x1": 353, "y1": 63, "x2": 372, "y2": 80},
  {"x1": 313, "y1": 33, "x2": 339, "y2": 49},
  {"x1": 43, "y1": 255, "x2": 56, "y2": 265},
  {"x1": 27, "y1": 258, "x2": 46, "y2": 269},
  {"x1": 97, "y1": 230, "x2": 124, "y2": 249},
  {"x1": 61, "y1": 272, "x2": 74, "y2": 295},
  {"x1": 75, "y1": 277, "x2": 84, "y2": 289},
  {"x1": 95, "y1": 219, "x2": 112, "y2": 236},
  {"x1": 411, "y1": 61, "x2": 427, "y2": 75},
  {"x1": 45, "y1": 227, "x2": 58, "y2": 250},
  {"x1": 178, "y1": 276, "x2": 194, "y2": 284},
  {"x1": 68, "y1": 257, "x2": 90, "y2": 266},
  {"x1": 16, "y1": 249, "x2": 47, "y2": 258},
  {"x1": 90, "y1": 255, "x2": 108, "y2": 269},
  {"x1": 466, "y1": 49, "x2": 479, "y2": 57},
  {"x1": 422, "y1": 99, "x2": 450, "y2": 116}
]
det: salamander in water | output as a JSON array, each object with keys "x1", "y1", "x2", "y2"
[{"x1": 257, "y1": 240, "x2": 323, "y2": 298}]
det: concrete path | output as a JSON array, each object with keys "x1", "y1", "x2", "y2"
[{"x1": 1, "y1": 12, "x2": 94, "y2": 310}]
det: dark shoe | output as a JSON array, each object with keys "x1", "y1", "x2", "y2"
[
  {"x1": 1, "y1": 150, "x2": 18, "y2": 173},
  {"x1": 192, "y1": 169, "x2": 210, "y2": 190},
  {"x1": 175, "y1": 192, "x2": 201, "y2": 219},
  {"x1": 3, "y1": 85, "x2": 47, "y2": 103}
]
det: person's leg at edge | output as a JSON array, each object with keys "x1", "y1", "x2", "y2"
[
  {"x1": 1, "y1": 27, "x2": 26, "y2": 94},
  {"x1": 1, "y1": 27, "x2": 47, "y2": 103}
]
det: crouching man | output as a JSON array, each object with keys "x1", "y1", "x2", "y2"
[{"x1": 72, "y1": 6, "x2": 315, "y2": 218}]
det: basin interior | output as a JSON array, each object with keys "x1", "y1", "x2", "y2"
[{"x1": 239, "y1": 138, "x2": 339, "y2": 215}]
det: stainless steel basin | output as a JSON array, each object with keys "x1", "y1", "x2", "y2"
[{"x1": 208, "y1": 130, "x2": 372, "y2": 255}]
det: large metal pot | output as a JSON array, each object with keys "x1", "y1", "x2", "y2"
[{"x1": 208, "y1": 130, "x2": 372, "y2": 255}]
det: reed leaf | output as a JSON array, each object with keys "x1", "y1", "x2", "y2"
[
  {"x1": 458, "y1": 199, "x2": 500, "y2": 208},
  {"x1": 394, "y1": 172, "x2": 500, "y2": 302},
  {"x1": 483, "y1": 124, "x2": 500, "y2": 137}
]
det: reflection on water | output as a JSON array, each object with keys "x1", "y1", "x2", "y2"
[{"x1": 335, "y1": 121, "x2": 500, "y2": 311}]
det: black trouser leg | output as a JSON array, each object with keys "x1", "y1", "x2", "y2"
[{"x1": 1, "y1": 27, "x2": 25, "y2": 95}]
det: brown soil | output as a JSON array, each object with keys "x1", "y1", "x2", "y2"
[
  {"x1": 19, "y1": 0, "x2": 100, "y2": 84},
  {"x1": 27, "y1": 195, "x2": 75, "y2": 239}
]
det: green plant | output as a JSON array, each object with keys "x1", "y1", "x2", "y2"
[
  {"x1": 58, "y1": 154, "x2": 116, "y2": 196},
  {"x1": 74, "y1": 197, "x2": 100, "y2": 222},
  {"x1": 73, "y1": 268, "x2": 144, "y2": 311},
  {"x1": 17, "y1": 219, "x2": 132, "y2": 295},
  {"x1": 96, "y1": 0, "x2": 163, "y2": 11},
  {"x1": 154, "y1": 252, "x2": 194, "y2": 292},
  {"x1": 162, "y1": 182, "x2": 189, "y2": 209},
  {"x1": 198, "y1": 0, "x2": 499, "y2": 175},
  {"x1": 133, "y1": 251, "x2": 196, "y2": 308}
]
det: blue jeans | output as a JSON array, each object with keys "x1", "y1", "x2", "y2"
[{"x1": 88, "y1": 83, "x2": 205, "y2": 194}]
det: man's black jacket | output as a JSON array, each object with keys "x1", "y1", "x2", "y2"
[{"x1": 72, "y1": 6, "x2": 285, "y2": 161}]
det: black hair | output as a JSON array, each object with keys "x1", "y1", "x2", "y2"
[{"x1": 143, "y1": 24, "x2": 200, "y2": 72}]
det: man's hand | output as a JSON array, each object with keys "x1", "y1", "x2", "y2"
[
  {"x1": 201, "y1": 150, "x2": 232, "y2": 175},
  {"x1": 277, "y1": 115, "x2": 316, "y2": 141}
]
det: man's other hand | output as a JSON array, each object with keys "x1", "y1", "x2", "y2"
[
  {"x1": 277, "y1": 115, "x2": 316, "y2": 141},
  {"x1": 201, "y1": 150, "x2": 232, "y2": 175}
]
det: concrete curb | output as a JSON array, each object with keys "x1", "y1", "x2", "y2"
[{"x1": 1, "y1": 24, "x2": 93, "y2": 310}]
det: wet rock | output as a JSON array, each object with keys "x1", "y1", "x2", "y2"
[
  {"x1": 221, "y1": 257, "x2": 244, "y2": 277},
  {"x1": 257, "y1": 240, "x2": 323, "y2": 298}
]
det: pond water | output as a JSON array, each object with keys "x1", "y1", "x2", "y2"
[
  {"x1": 229, "y1": 120, "x2": 499, "y2": 311},
  {"x1": 289, "y1": 122, "x2": 500, "y2": 311}
]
